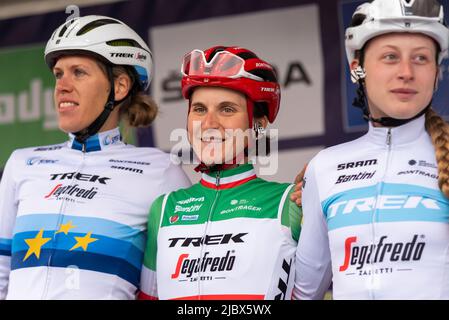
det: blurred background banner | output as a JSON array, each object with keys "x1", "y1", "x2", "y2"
[{"x1": 0, "y1": 0, "x2": 448, "y2": 182}]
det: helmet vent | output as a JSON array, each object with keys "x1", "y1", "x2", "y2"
[
  {"x1": 76, "y1": 19, "x2": 120, "y2": 36},
  {"x1": 58, "y1": 21, "x2": 72, "y2": 38},
  {"x1": 350, "y1": 13, "x2": 367, "y2": 27},
  {"x1": 237, "y1": 52, "x2": 258, "y2": 60},
  {"x1": 106, "y1": 39, "x2": 145, "y2": 50},
  {"x1": 248, "y1": 68, "x2": 277, "y2": 83}
]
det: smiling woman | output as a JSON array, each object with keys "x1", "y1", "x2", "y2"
[
  {"x1": 139, "y1": 46, "x2": 302, "y2": 301},
  {"x1": 0, "y1": 15, "x2": 191, "y2": 300}
]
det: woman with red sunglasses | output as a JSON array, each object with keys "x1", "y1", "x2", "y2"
[{"x1": 139, "y1": 46, "x2": 301, "y2": 300}]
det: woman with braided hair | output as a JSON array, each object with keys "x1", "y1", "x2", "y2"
[{"x1": 293, "y1": 0, "x2": 449, "y2": 299}]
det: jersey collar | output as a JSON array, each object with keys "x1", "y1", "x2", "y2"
[
  {"x1": 367, "y1": 114, "x2": 426, "y2": 146},
  {"x1": 200, "y1": 163, "x2": 257, "y2": 190},
  {"x1": 68, "y1": 127, "x2": 123, "y2": 152}
]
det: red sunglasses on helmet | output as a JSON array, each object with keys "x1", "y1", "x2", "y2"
[{"x1": 181, "y1": 49, "x2": 263, "y2": 82}]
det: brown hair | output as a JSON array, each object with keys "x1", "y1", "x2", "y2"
[
  {"x1": 95, "y1": 61, "x2": 158, "y2": 128},
  {"x1": 111, "y1": 65, "x2": 158, "y2": 127},
  {"x1": 425, "y1": 108, "x2": 449, "y2": 198}
]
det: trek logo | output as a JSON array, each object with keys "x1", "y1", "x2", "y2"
[
  {"x1": 171, "y1": 250, "x2": 236, "y2": 279},
  {"x1": 50, "y1": 172, "x2": 110, "y2": 184},
  {"x1": 328, "y1": 195, "x2": 439, "y2": 218},
  {"x1": 168, "y1": 233, "x2": 247, "y2": 247},
  {"x1": 110, "y1": 52, "x2": 133, "y2": 58},
  {"x1": 337, "y1": 159, "x2": 377, "y2": 171},
  {"x1": 45, "y1": 184, "x2": 98, "y2": 200},
  {"x1": 261, "y1": 87, "x2": 275, "y2": 92},
  {"x1": 339, "y1": 235, "x2": 425, "y2": 272}
]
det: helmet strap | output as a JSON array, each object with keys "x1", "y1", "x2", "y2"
[
  {"x1": 353, "y1": 79, "x2": 431, "y2": 127},
  {"x1": 73, "y1": 65, "x2": 118, "y2": 144}
]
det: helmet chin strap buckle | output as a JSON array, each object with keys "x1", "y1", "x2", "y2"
[{"x1": 350, "y1": 66, "x2": 366, "y2": 84}]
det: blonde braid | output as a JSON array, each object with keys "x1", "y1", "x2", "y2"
[{"x1": 425, "y1": 108, "x2": 449, "y2": 198}]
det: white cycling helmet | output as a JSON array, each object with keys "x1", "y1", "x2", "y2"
[
  {"x1": 345, "y1": 0, "x2": 449, "y2": 64},
  {"x1": 45, "y1": 15, "x2": 153, "y2": 90}
]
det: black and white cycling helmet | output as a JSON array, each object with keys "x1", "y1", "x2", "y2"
[
  {"x1": 45, "y1": 15, "x2": 153, "y2": 90},
  {"x1": 345, "y1": 0, "x2": 449, "y2": 64}
]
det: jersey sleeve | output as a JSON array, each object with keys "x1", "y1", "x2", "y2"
[
  {"x1": 0, "y1": 152, "x2": 20, "y2": 299},
  {"x1": 138, "y1": 194, "x2": 166, "y2": 300},
  {"x1": 292, "y1": 158, "x2": 332, "y2": 300},
  {"x1": 281, "y1": 185, "x2": 302, "y2": 242},
  {"x1": 158, "y1": 162, "x2": 191, "y2": 195}
]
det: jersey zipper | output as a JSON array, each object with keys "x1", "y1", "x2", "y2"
[
  {"x1": 42, "y1": 142, "x2": 87, "y2": 299},
  {"x1": 369, "y1": 128, "x2": 392, "y2": 299},
  {"x1": 197, "y1": 170, "x2": 221, "y2": 299}
]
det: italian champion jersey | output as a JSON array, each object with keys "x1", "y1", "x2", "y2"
[{"x1": 139, "y1": 163, "x2": 301, "y2": 300}]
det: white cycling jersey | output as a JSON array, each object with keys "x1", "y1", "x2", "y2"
[
  {"x1": 293, "y1": 116, "x2": 449, "y2": 299},
  {"x1": 0, "y1": 128, "x2": 191, "y2": 300}
]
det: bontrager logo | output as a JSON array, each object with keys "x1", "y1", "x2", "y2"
[
  {"x1": 339, "y1": 235, "x2": 425, "y2": 272},
  {"x1": 50, "y1": 172, "x2": 110, "y2": 185},
  {"x1": 168, "y1": 233, "x2": 247, "y2": 247},
  {"x1": 171, "y1": 250, "x2": 236, "y2": 279},
  {"x1": 337, "y1": 159, "x2": 377, "y2": 170},
  {"x1": 109, "y1": 159, "x2": 151, "y2": 166},
  {"x1": 328, "y1": 195, "x2": 439, "y2": 218},
  {"x1": 398, "y1": 170, "x2": 437, "y2": 179}
]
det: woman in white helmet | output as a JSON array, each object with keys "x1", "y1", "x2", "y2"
[
  {"x1": 293, "y1": 0, "x2": 449, "y2": 299},
  {"x1": 0, "y1": 15, "x2": 191, "y2": 299}
]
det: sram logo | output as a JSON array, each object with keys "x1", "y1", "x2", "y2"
[{"x1": 328, "y1": 195, "x2": 439, "y2": 218}]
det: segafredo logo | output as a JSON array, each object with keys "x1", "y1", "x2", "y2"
[
  {"x1": 169, "y1": 215, "x2": 179, "y2": 224},
  {"x1": 44, "y1": 184, "x2": 98, "y2": 201},
  {"x1": 171, "y1": 250, "x2": 236, "y2": 280},
  {"x1": 135, "y1": 52, "x2": 147, "y2": 61},
  {"x1": 339, "y1": 235, "x2": 426, "y2": 272}
]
